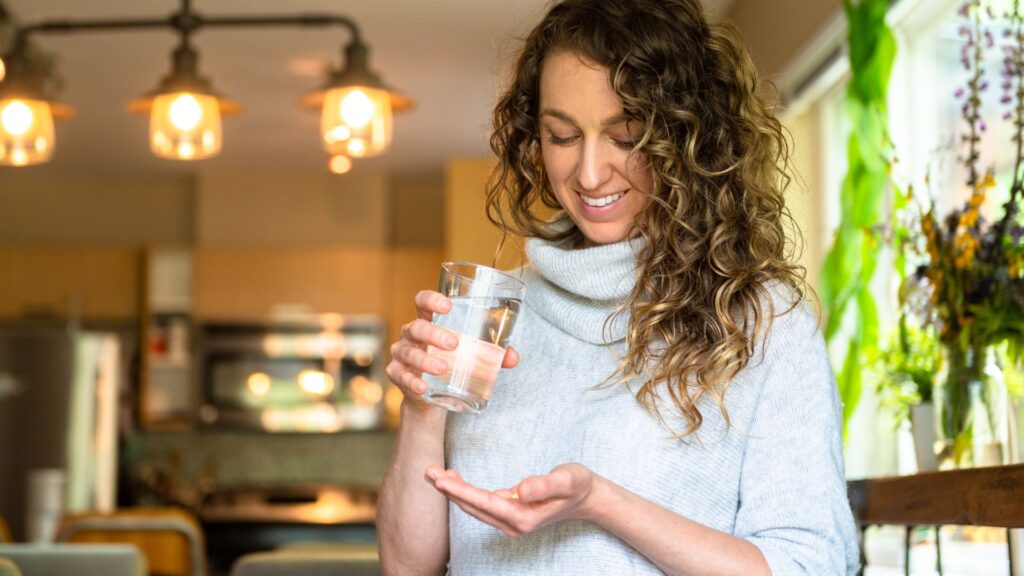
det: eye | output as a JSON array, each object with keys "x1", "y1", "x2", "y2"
[
  {"x1": 546, "y1": 134, "x2": 578, "y2": 146},
  {"x1": 612, "y1": 139, "x2": 637, "y2": 151}
]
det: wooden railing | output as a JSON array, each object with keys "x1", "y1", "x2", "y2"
[{"x1": 847, "y1": 464, "x2": 1024, "y2": 575}]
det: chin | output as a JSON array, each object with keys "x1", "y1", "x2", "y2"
[{"x1": 575, "y1": 223, "x2": 635, "y2": 247}]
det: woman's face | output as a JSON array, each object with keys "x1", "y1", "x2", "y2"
[{"x1": 538, "y1": 51, "x2": 653, "y2": 247}]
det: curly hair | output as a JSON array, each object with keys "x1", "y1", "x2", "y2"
[{"x1": 486, "y1": 0, "x2": 808, "y2": 437}]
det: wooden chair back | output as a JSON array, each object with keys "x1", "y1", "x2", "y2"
[{"x1": 56, "y1": 508, "x2": 205, "y2": 576}]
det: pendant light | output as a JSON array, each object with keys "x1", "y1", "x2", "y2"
[
  {"x1": 0, "y1": 46, "x2": 72, "y2": 167},
  {"x1": 1, "y1": 1, "x2": 412, "y2": 170},
  {"x1": 128, "y1": 39, "x2": 240, "y2": 161},
  {"x1": 301, "y1": 40, "x2": 413, "y2": 158}
]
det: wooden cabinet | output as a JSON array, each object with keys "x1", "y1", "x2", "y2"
[
  {"x1": 193, "y1": 248, "x2": 391, "y2": 321},
  {"x1": 0, "y1": 247, "x2": 140, "y2": 321}
]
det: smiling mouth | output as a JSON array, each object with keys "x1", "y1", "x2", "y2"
[{"x1": 578, "y1": 190, "x2": 627, "y2": 208}]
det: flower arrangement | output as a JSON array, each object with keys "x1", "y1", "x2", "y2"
[
  {"x1": 888, "y1": 0, "x2": 1024, "y2": 465},
  {"x1": 873, "y1": 317, "x2": 940, "y2": 429}
]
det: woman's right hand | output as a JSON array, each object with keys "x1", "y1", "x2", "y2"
[{"x1": 386, "y1": 290, "x2": 519, "y2": 414}]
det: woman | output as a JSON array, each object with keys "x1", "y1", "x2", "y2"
[{"x1": 378, "y1": 0, "x2": 859, "y2": 574}]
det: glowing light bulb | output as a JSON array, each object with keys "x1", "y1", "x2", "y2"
[
  {"x1": 11, "y1": 148, "x2": 27, "y2": 166},
  {"x1": 177, "y1": 142, "x2": 195, "y2": 159},
  {"x1": 148, "y1": 92, "x2": 223, "y2": 160},
  {"x1": 329, "y1": 154, "x2": 352, "y2": 174},
  {"x1": 247, "y1": 372, "x2": 272, "y2": 397},
  {"x1": 1, "y1": 101, "x2": 34, "y2": 137},
  {"x1": 169, "y1": 93, "x2": 203, "y2": 131},
  {"x1": 325, "y1": 126, "x2": 351, "y2": 144},
  {"x1": 340, "y1": 89, "x2": 374, "y2": 129},
  {"x1": 201, "y1": 130, "x2": 216, "y2": 152},
  {"x1": 298, "y1": 369, "x2": 335, "y2": 397},
  {"x1": 347, "y1": 138, "x2": 367, "y2": 158}
]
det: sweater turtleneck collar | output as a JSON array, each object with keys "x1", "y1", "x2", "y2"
[{"x1": 523, "y1": 232, "x2": 641, "y2": 345}]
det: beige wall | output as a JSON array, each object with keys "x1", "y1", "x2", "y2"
[
  {"x1": 0, "y1": 167, "x2": 444, "y2": 250},
  {"x1": 0, "y1": 171, "x2": 194, "y2": 246},
  {"x1": 783, "y1": 105, "x2": 827, "y2": 292},
  {"x1": 726, "y1": 0, "x2": 841, "y2": 80},
  {"x1": 195, "y1": 170, "x2": 391, "y2": 247}
]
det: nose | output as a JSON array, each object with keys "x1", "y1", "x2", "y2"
[{"x1": 574, "y1": 137, "x2": 613, "y2": 192}]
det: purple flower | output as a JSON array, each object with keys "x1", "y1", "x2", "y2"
[
  {"x1": 1005, "y1": 111, "x2": 1014, "y2": 120},
  {"x1": 956, "y1": 87, "x2": 966, "y2": 98},
  {"x1": 981, "y1": 80, "x2": 990, "y2": 91},
  {"x1": 959, "y1": 2, "x2": 971, "y2": 17}
]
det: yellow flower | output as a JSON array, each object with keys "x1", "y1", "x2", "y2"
[
  {"x1": 982, "y1": 170, "x2": 997, "y2": 190},
  {"x1": 953, "y1": 230, "x2": 978, "y2": 269}
]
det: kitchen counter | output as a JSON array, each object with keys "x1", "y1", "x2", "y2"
[{"x1": 199, "y1": 484, "x2": 377, "y2": 573}]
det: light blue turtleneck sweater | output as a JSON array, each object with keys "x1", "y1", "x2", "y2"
[{"x1": 444, "y1": 235, "x2": 860, "y2": 575}]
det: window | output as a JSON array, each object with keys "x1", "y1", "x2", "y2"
[{"x1": 786, "y1": 0, "x2": 1022, "y2": 572}]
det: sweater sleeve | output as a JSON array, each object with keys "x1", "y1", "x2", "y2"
[{"x1": 732, "y1": 311, "x2": 861, "y2": 576}]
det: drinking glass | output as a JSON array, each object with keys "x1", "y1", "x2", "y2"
[{"x1": 420, "y1": 262, "x2": 526, "y2": 413}]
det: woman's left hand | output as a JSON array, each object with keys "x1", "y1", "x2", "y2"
[{"x1": 425, "y1": 463, "x2": 598, "y2": 539}]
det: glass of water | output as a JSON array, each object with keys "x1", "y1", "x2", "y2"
[{"x1": 421, "y1": 261, "x2": 526, "y2": 413}]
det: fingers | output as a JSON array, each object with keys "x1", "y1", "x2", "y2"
[
  {"x1": 391, "y1": 342, "x2": 449, "y2": 376},
  {"x1": 398, "y1": 319, "x2": 459, "y2": 351},
  {"x1": 424, "y1": 466, "x2": 461, "y2": 483},
  {"x1": 515, "y1": 469, "x2": 573, "y2": 503},
  {"x1": 431, "y1": 476, "x2": 525, "y2": 538},
  {"x1": 414, "y1": 290, "x2": 452, "y2": 320},
  {"x1": 388, "y1": 319, "x2": 459, "y2": 399},
  {"x1": 385, "y1": 362, "x2": 430, "y2": 396},
  {"x1": 501, "y1": 346, "x2": 520, "y2": 369}
]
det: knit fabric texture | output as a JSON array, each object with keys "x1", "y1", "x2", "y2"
[{"x1": 444, "y1": 234, "x2": 860, "y2": 575}]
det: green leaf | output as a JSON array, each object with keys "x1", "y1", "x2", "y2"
[
  {"x1": 826, "y1": 0, "x2": 897, "y2": 444},
  {"x1": 857, "y1": 288, "x2": 880, "y2": 357},
  {"x1": 838, "y1": 338, "x2": 864, "y2": 434}
]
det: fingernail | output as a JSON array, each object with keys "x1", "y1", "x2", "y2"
[
  {"x1": 518, "y1": 486, "x2": 531, "y2": 501},
  {"x1": 426, "y1": 469, "x2": 439, "y2": 480},
  {"x1": 445, "y1": 335, "x2": 457, "y2": 348},
  {"x1": 434, "y1": 360, "x2": 447, "y2": 372}
]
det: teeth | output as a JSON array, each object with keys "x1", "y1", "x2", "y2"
[{"x1": 580, "y1": 192, "x2": 624, "y2": 207}]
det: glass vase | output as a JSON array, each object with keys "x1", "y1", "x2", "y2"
[{"x1": 936, "y1": 342, "x2": 1006, "y2": 468}]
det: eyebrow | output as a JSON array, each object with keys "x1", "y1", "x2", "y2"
[{"x1": 539, "y1": 108, "x2": 631, "y2": 127}]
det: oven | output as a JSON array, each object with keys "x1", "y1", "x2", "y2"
[{"x1": 196, "y1": 315, "x2": 387, "y2": 432}]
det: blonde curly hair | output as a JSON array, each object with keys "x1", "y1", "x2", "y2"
[{"x1": 486, "y1": 0, "x2": 808, "y2": 436}]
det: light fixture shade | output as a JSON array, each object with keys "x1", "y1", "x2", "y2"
[
  {"x1": 0, "y1": 98, "x2": 54, "y2": 166},
  {"x1": 321, "y1": 86, "x2": 391, "y2": 158},
  {"x1": 149, "y1": 91, "x2": 221, "y2": 160}
]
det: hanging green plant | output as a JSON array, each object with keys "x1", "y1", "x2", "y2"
[{"x1": 822, "y1": 0, "x2": 898, "y2": 438}]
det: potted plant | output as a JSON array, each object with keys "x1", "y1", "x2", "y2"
[{"x1": 874, "y1": 316, "x2": 941, "y2": 470}]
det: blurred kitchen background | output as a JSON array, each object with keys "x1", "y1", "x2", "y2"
[{"x1": 3, "y1": 0, "x2": 1014, "y2": 574}]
